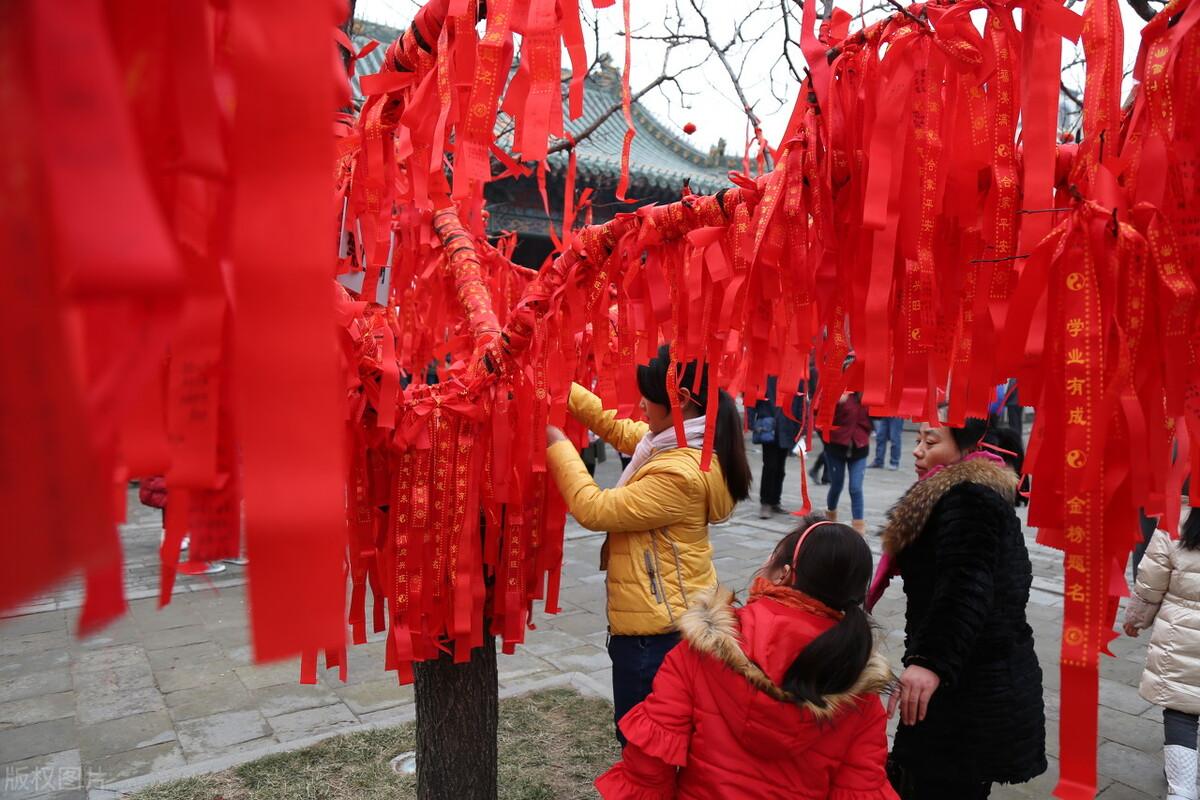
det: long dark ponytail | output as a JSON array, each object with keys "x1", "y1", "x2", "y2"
[
  {"x1": 764, "y1": 515, "x2": 875, "y2": 707},
  {"x1": 637, "y1": 343, "x2": 752, "y2": 502},
  {"x1": 712, "y1": 388, "x2": 752, "y2": 502}
]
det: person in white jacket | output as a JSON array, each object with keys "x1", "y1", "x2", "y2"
[{"x1": 1124, "y1": 509, "x2": 1200, "y2": 800}]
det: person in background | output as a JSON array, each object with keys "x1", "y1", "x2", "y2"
[
  {"x1": 1132, "y1": 508, "x2": 1162, "y2": 580},
  {"x1": 1004, "y1": 378, "x2": 1024, "y2": 439},
  {"x1": 1123, "y1": 509, "x2": 1200, "y2": 800},
  {"x1": 581, "y1": 431, "x2": 607, "y2": 476},
  {"x1": 806, "y1": 359, "x2": 829, "y2": 486},
  {"x1": 980, "y1": 423, "x2": 1028, "y2": 507},
  {"x1": 821, "y1": 357, "x2": 872, "y2": 534},
  {"x1": 138, "y1": 477, "x2": 226, "y2": 576},
  {"x1": 751, "y1": 375, "x2": 804, "y2": 519},
  {"x1": 1132, "y1": 438, "x2": 1187, "y2": 580},
  {"x1": 870, "y1": 416, "x2": 903, "y2": 471},
  {"x1": 881, "y1": 413, "x2": 1045, "y2": 798},
  {"x1": 545, "y1": 343, "x2": 752, "y2": 744},
  {"x1": 595, "y1": 518, "x2": 898, "y2": 799}
]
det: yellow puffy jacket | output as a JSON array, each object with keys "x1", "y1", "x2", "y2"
[{"x1": 546, "y1": 383, "x2": 734, "y2": 636}]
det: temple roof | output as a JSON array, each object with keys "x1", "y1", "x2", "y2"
[{"x1": 351, "y1": 20, "x2": 737, "y2": 195}]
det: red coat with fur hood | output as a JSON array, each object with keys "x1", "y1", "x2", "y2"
[{"x1": 596, "y1": 588, "x2": 897, "y2": 800}]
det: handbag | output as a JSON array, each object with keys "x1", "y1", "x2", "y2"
[{"x1": 751, "y1": 414, "x2": 776, "y2": 445}]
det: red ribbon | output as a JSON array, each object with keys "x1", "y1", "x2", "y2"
[{"x1": 228, "y1": 0, "x2": 346, "y2": 663}]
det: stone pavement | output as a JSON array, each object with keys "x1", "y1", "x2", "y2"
[{"x1": 0, "y1": 436, "x2": 1180, "y2": 799}]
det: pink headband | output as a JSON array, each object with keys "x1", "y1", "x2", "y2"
[{"x1": 791, "y1": 520, "x2": 837, "y2": 570}]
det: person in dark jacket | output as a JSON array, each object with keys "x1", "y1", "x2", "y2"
[
  {"x1": 821, "y1": 388, "x2": 872, "y2": 534},
  {"x1": 751, "y1": 375, "x2": 805, "y2": 519},
  {"x1": 1004, "y1": 379, "x2": 1024, "y2": 438},
  {"x1": 881, "y1": 414, "x2": 1046, "y2": 798}
]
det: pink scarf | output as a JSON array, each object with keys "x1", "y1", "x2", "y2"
[{"x1": 865, "y1": 450, "x2": 1007, "y2": 611}]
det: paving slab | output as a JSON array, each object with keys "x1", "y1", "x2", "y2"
[
  {"x1": 1097, "y1": 740, "x2": 1168, "y2": 794},
  {"x1": 1099, "y1": 677, "x2": 1155, "y2": 717},
  {"x1": 0, "y1": 748, "x2": 83, "y2": 800},
  {"x1": 541, "y1": 643, "x2": 611, "y2": 674},
  {"x1": 333, "y1": 679, "x2": 413, "y2": 716},
  {"x1": 162, "y1": 681, "x2": 253, "y2": 722},
  {"x1": 1095, "y1": 780, "x2": 1160, "y2": 800},
  {"x1": 175, "y1": 710, "x2": 273, "y2": 760},
  {"x1": 511, "y1": 627, "x2": 590, "y2": 658},
  {"x1": 76, "y1": 684, "x2": 167, "y2": 726},
  {"x1": 0, "y1": 692, "x2": 75, "y2": 731},
  {"x1": 72, "y1": 644, "x2": 148, "y2": 675},
  {"x1": 0, "y1": 648, "x2": 71, "y2": 680},
  {"x1": 496, "y1": 651, "x2": 559, "y2": 683},
  {"x1": 253, "y1": 682, "x2": 343, "y2": 718},
  {"x1": 0, "y1": 629, "x2": 70, "y2": 659},
  {"x1": 153, "y1": 660, "x2": 236, "y2": 695},
  {"x1": 266, "y1": 703, "x2": 357, "y2": 742},
  {"x1": 0, "y1": 610, "x2": 68, "y2": 636},
  {"x1": 233, "y1": 660, "x2": 302, "y2": 691},
  {"x1": 141, "y1": 624, "x2": 214, "y2": 652},
  {"x1": 0, "y1": 669, "x2": 72, "y2": 705},
  {"x1": 1098, "y1": 705, "x2": 1166, "y2": 754},
  {"x1": 145, "y1": 641, "x2": 224, "y2": 672},
  {"x1": 79, "y1": 710, "x2": 176, "y2": 761},
  {"x1": 86, "y1": 741, "x2": 186, "y2": 784},
  {"x1": 128, "y1": 604, "x2": 205, "y2": 633},
  {"x1": 0, "y1": 716, "x2": 78, "y2": 764},
  {"x1": 72, "y1": 663, "x2": 155, "y2": 700},
  {"x1": 542, "y1": 608, "x2": 607, "y2": 637}
]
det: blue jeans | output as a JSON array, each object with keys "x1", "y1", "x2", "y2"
[
  {"x1": 608, "y1": 632, "x2": 680, "y2": 745},
  {"x1": 873, "y1": 417, "x2": 903, "y2": 468},
  {"x1": 826, "y1": 445, "x2": 867, "y2": 519}
]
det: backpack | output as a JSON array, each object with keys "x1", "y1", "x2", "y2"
[{"x1": 751, "y1": 413, "x2": 776, "y2": 445}]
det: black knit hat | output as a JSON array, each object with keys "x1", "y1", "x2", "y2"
[{"x1": 637, "y1": 343, "x2": 709, "y2": 409}]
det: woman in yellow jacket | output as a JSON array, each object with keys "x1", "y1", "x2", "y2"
[{"x1": 546, "y1": 344, "x2": 752, "y2": 742}]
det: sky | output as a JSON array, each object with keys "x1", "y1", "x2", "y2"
[{"x1": 356, "y1": 0, "x2": 1150, "y2": 156}]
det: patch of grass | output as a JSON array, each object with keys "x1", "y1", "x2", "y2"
[{"x1": 130, "y1": 688, "x2": 619, "y2": 800}]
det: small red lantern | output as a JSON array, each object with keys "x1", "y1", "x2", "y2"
[{"x1": 682, "y1": 122, "x2": 696, "y2": 135}]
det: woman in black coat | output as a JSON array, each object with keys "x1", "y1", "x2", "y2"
[{"x1": 881, "y1": 415, "x2": 1046, "y2": 799}]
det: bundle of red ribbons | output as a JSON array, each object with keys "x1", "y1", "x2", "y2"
[
  {"x1": 2, "y1": 0, "x2": 353, "y2": 662},
  {"x1": 338, "y1": 0, "x2": 1198, "y2": 796},
  {"x1": 5, "y1": 0, "x2": 1198, "y2": 795}
]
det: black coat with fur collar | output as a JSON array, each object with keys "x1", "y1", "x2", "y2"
[{"x1": 881, "y1": 458, "x2": 1047, "y2": 786}]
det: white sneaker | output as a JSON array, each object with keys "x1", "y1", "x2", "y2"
[
  {"x1": 178, "y1": 561, "x2": 226, "y2": 576},
  {"x1": 1164, "y1": 744, "x2": 1198, "y2": 800}
]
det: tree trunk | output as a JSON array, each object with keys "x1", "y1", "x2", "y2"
[{"x1": 414, "y1": 632, "x2": 498, "y2": 800}]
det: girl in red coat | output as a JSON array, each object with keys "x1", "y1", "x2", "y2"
[{"x1": 596, "y1": 518, "x2": 898, "y2": 799}]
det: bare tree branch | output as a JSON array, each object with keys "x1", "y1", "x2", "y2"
[
  {"x1": 1124, "y1": 0, "x2": 1164, "y2": 22},
  {"x1": 780, "y1": 0, "x2": 804, "y2": 82},
  {"x1": 546, "y1": 46, "x2": 704, "y2": 155},
  {"x1": 1060, "y1": 81, "x2": 1083, "y2": 109},
  {"x1": 683, "y1": 0, "x2": 774, "y2": 167}
]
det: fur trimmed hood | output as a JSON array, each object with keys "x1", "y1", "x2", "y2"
[
  {"x1": 677, "y1": 586, "x2": 894, "y2": 719},
  {"x1": 880, "y1": 457, "x2": 1018, "y2": 556}
]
